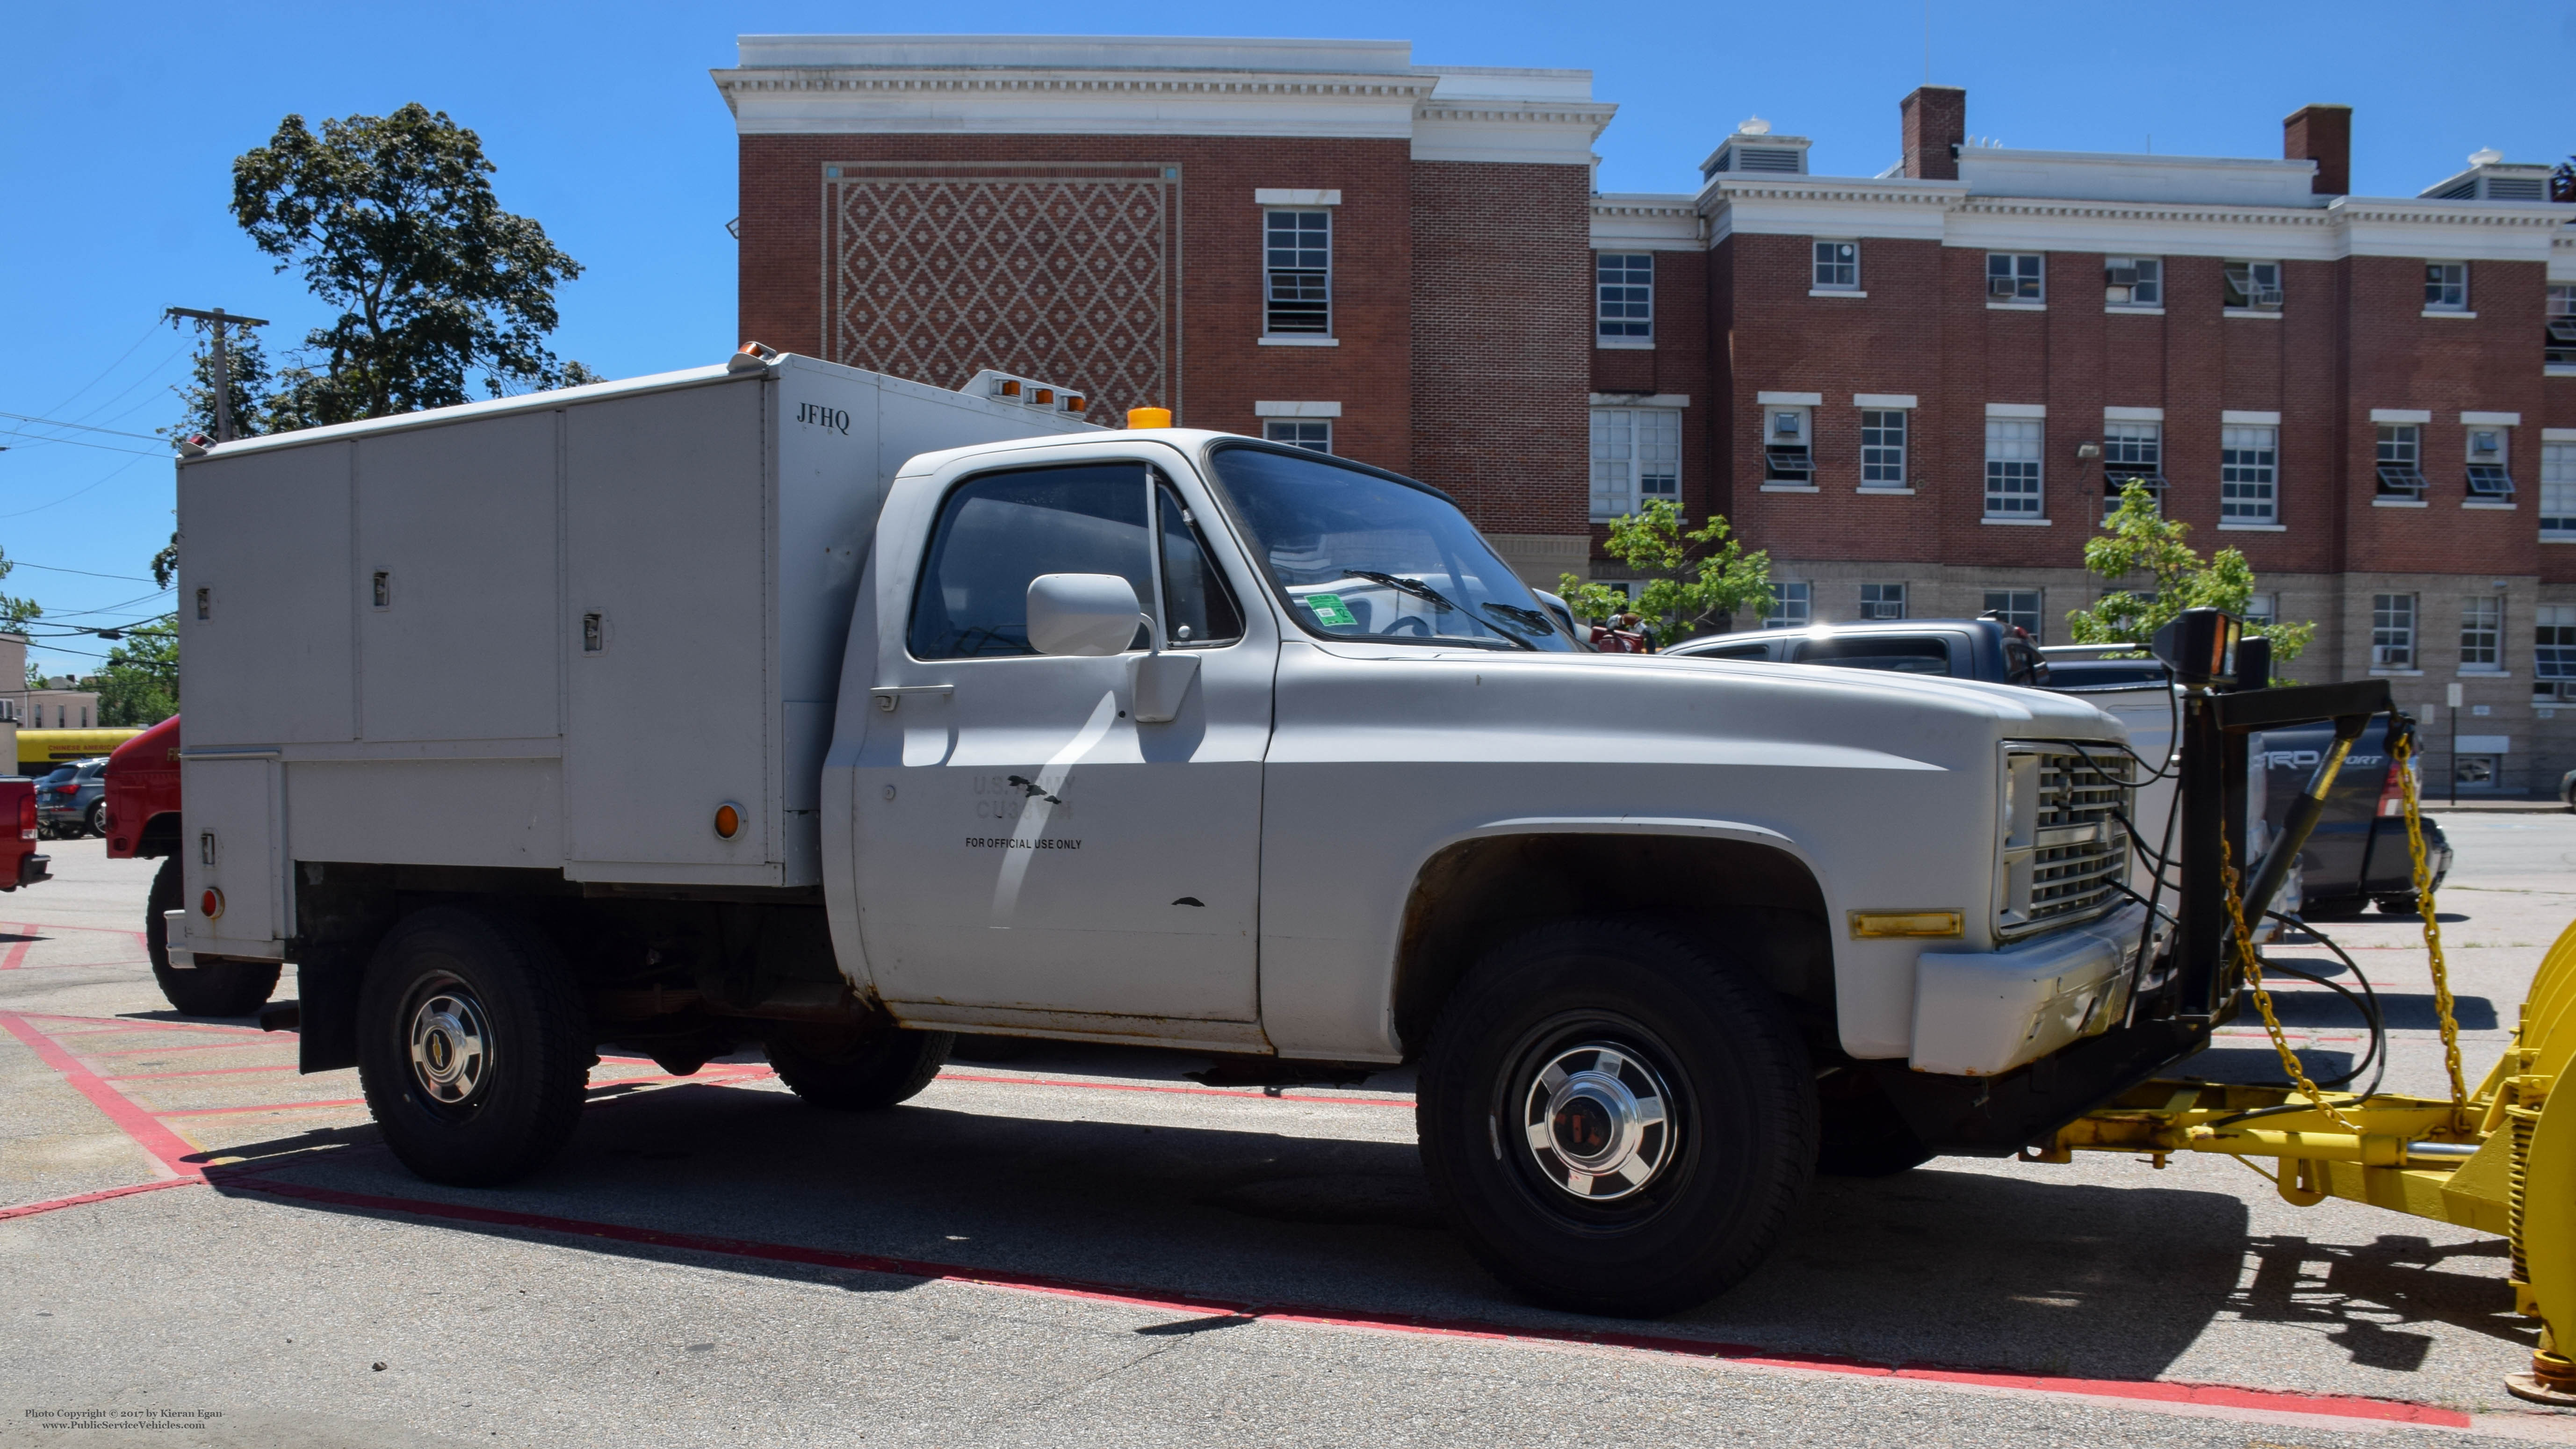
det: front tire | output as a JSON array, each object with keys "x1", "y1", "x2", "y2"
[
  {"x1": 356, "y1": 907, "x2": 592, "y2": 1186},
  {"x1": 765, "y1": 1021, "x2": 952, "y2": 1110},
  {"x1": 146, "y1": 857, "x2": 280, "y2": 1017},
  {"x1": 1416, "y1": 918, "x2": 1817, "y2": 1317}
]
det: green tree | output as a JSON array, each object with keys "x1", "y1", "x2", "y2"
[
  {"x1": 90, "y1": 622, "x2": 179, "y2": 727},
  {"x1": 0, "y1": 549, "x2": 39, "y2": 634},
  {"x1": 1555, "y1": 500, "x2": 1774, "y2": 642},
  {"x1": 2064, "y1": 481, "x2": 2315, "y2": 663},
  {"x1": 232, "y1": 103, "x2": 585, "y2": 425}
]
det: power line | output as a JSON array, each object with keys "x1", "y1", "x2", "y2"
[
  {"x1": 0, "y1": 428, "x2": 169, "y2": 459},
  {"x1": 0, "y1": 560, "x2": 159, "y2": 584},
  {"x1": 0, "y1": 454, "x2": 151, "y2": 520},
  {"x1": 38, "y1": 317, "x2": 171, "y2": 421},
  {"x1": 0, "y1": 410, "x2": 170, "y2": 443}
]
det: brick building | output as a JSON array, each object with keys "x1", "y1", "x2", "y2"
[{"x1": 716, "y1": 35, "x2": 2576, "y2": 794}]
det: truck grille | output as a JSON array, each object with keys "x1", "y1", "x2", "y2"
[{"x1": 1999, "y1": 744, "x2": 2133, "y2": 935}]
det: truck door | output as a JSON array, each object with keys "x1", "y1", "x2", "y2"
[{"x1": 853, "y1": 455, "x2": 1271, "y2": 1026}]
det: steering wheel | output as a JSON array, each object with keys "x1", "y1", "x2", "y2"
[{"x1": 1385, "y1": 615, "x2": 1432, "y2": 637}]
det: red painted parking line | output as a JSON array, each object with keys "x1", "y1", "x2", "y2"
[
  {"x1": 0, "y1": 1177, "x2": 205, "y2": 1222},
  {"x1": 936, "y1": 1070, "x2": 1412, "y2": 1109},
  {"x1": 101, "y1": 1062, "x2": 303, "y2": 1082},
  {"x1": 82, "y1": 1039, "x2": 287, "y2": 1058},
  {"x1": 218, "y1": 1174, "x2": 2472, "y2": 1431},
  {"x1": 0, "y1": 935, "x2": 30, "y2": 970},
  {"x1": 0, "y1": 1014, "x2": 205, "y2": 1179},
  {"x1": 22, "y1": 1012, "x2": 271, "y2": 1036},
  {"x1": 157, "y1": 1098, "x2": 366, "y2": 1119}
]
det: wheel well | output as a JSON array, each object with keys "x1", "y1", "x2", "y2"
[
  {"x1": 1391, "y1": 833, "x2": 1835, "y2": 1059},
  {"x1": 135, "y1": 810, "x2": 181, "y2": 858}
]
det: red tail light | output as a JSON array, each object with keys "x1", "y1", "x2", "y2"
[
  {"x1": 17, "y1": 793, "x2": 33, "y2": 841},
  {"x1": 2377, "y1": 757, "x2": 2410, "y2": 818}
]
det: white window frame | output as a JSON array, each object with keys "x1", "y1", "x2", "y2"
[
  {"x1": 2549, "y1": 284, "x2": 2576, "y2": 368},
  {"x1": 2535, "y1": 604, "x2": 2576, "y2": 693},
  {"x1": 2372, "y1": 593, "x2": 2417, "y2": 670},
  {"x1": 1588, "y1": 407, "x2": 1682, "y2": 521},
  {"x1": 1263, "y1": 209, "x2": 1332, "y2": 336},
  {"x1": 2542, "y1": 440, "x2": 2576, "y2": 537},
  {"x1": 1764, "y1": 581, "x2": 1811, "y2": 629},
  {"x1": 1984, "y1": 417, "x2": 2044, "y2": 517},
  {"x1": 1263, "y1": 418, "x2": 1332, "y2": 454},
  {"x1": 2244, "y1": 592, "x2": 2279, "y2": 631},
  {"x1": 1859, "y1": 582, "x2": 1908, "y2": 620},
  {"x1": 1982, "y1": 588, "x2": 2043, "y2": 642},
  {"x1": 1762, "y1": 407, "x2": 1813, "y2": 485},
  {"x1": 2376, "y1": 424, "x2": 2426, "y2": 498},
  {"x1": 2220, "y1": 424, "x2": 2279, "y2": 523},
  {"x1": 1596, "y1": 252, "x2": 1653, "y2": 346},
  {"x1": 1986, "y1": 252, "x2": 2043, "y2": 303},
  {"x1": 2104, "y1": 256, "x2": 2161, "y2": 308},
  {"x1": 2466, "y1": 426, "x2": 2515, "y2": 500},
  {"x1": 2461, "y1": 596, "x2": 2504, "y2": 672},
  {"x1": 2424, "y1": 260, "x2": 2469, "y2": 313},
  {"x1": 1812, "y1": 239, "x2": 1859, "y2": 292},
  {"x1": 2101, "y1": 421, "x2": 2165, "y2": 519},
  {"x1": 2222, "y1": 260, "x2": 2284, "y2": 312},
  {"x1": 1858, "y1": 409, "x2": 1906, "y2": 489}
]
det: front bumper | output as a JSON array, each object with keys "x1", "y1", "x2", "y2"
[{"x1": 1909, "y1": 902, "x2": 2152, "y2": 1076}]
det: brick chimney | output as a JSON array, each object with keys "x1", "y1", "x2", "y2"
[
  {"x1": 2282, "y1": 104, "x2": 2351, "y2": 195},
  {"x1": 1901, "y1": 86, "x2": 1966, "y2": 181}
]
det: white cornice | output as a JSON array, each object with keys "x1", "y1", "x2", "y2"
[
  {"x1": 1410, "y1": 98, "x2": 1613, "y2": 165},
  {"x1": 714, "y1": 66, "x2": 1438, "y2": 137},
  {"x1": 1590, "y1": 192, "x2": 1703, "y2": 249}
]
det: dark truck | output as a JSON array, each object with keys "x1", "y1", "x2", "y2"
[{"x1": 1662, "y1": 618, "x2": 2445, "y2": 914}]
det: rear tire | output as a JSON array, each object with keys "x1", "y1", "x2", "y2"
[
  {"x1": 146, "y1": 857, "x2": 281, "y2": 1017},
  {"x1": 1416, "y1": 918, "x2": 1817, "y2": 1317},
  {"x1": 355, "y1": 907, "x2": 592, "y2": 1187},
  {"x1": 766, "y1": 1021, "x2": 952, "y2": 1110},
  {"x1": 82, "y1": 800, "x2": 104, "y2": 837}
]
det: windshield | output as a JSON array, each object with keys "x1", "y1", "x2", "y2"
[{"x1": 1203, "y1": 445, "x2": 1576, "y2": 652}]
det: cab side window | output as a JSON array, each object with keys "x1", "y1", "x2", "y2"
[
  {"x1": 1156, "y1": 483, "x2": 1244, "y2": 647},
  {"x1": 909, "y1": 464, "x2": 1152, "y2": 659},
  {"x1": 1789, "y1": 636, "x2": 1955, "y2": 676}
]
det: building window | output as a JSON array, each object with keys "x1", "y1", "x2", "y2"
[
  {"x1": 1859, "y1": 410, "x2": 1906, "y2": 488},
  {"x1": 2222, "y1": 260, "x2": 2283, "y2": 311},
  {"x1": 1984, "y1": 418, "x2": 2043, "y2": 516},
  {"x1": 1983, "y1": 589, "x2": 2043, "y2": 641},
  {"x1": 2220, "y1": 425, "x2": 2279, "y2": 523},
  {"x1": 1762, "y1": 407, "x2": 1813, "y2": 483},
  {"x1": 2424, "y1": 261, "x2": 2469, "y2": 312},
  {"x1": 1588, "y1": 408, "x2": 1681, "y2": 520},
  {"x1": 1859, "y1": 582, "x2": 1908, "y2": 620},
  {"x1": 2101, "y1": 422, "x2": 2165, "y2": 519},
  {"x1": 2244, "y1": 592, "x2": 2278, "y2": 631},
  {"x1": 2454, "y1": 754, "x2": 2501, "y2": 791},
  {"x1": 1813, "y1": 240, "x2": 1859, "y2": 291},
  {"x1": 1986, "y1": 253, "x2": 2043, "y2": 302},
  {"x1": 2466, "y1": 426, "x2": 2515, "y2": 499},
  {"x1": 1765, "y1": 581, "x2": 1811, "y2": 629},
  {"x1": 2461, "y1": 596, "x2": 2503, "y2": 671},
  {"x1": 2536, "y1": 604, "x2": 2576, "y2": 699},
  {"x1": 1596, "y1": 252, "x2": 1652, "y2": 342},
  {"x1": 2549, "y1": 284, "x2": 2576, "y2": 368},
  {"x1": 2543, "y1": 441, "x2": 2576, "y2": 537},
  {"x1": 2372, "y1": 593, "x2": 2417, "y2": 669},
  {"x1": 2376, "y1": 424, "x2": 2426, "y2": 497},
  {"x1": 1263, "y1": 209, "x2": 1331, "y2": 335},
  {"x1": 1263, "y1": 419, "x2": 1332, "y2": 454},
  {"x1": 2105, "y1": 257, "x2": 2161, "y2": 307}
]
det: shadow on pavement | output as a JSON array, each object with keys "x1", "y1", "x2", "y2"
[{"x1": 191, "y1": 1067, "x2": 2529, "y2": 1385}]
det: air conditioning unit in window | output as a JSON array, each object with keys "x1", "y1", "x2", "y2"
[
  {"x1": 2105, "y1": 265, "x2": 2140, "y2": 287},
  {"x1": 2251, "y1": 287, "x2": 2284, "y2": 309},
  {"x1": 1988, "y1": 276, "x2": 2019, "y2": 299}
]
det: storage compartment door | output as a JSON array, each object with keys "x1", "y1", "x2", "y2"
[{"x1": 180, "y1": 756, "x2": 285, "y2": 957}]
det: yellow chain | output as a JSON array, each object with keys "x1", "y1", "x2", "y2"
[
  {"x1": 2390, "y1": 732, "x2": 2471, "y2": 1129},
  {"x1": 2218, "y1": 830, "x2": 2360, "y2": 1130}
]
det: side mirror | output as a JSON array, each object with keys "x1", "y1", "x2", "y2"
[{"x1": 1025, "y1": 573, "x2": 1145, "y2": 656}]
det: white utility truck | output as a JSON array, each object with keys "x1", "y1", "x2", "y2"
[{"x1": 173, "y1": 350, "x2": 2171, "y2": 1315}]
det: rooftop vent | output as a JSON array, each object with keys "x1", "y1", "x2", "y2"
[
  {"x1": 1700, "y1": 128, "x2": 1813, "y2": 183},
  {"x1": 2418, "y1": 151, "x2": 2562, "y2": 202}
]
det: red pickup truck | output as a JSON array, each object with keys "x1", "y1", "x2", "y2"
[
  {"x1": 0, "y1": 778, "x2": 48, "y2": 896},
  {"x1": 103, "y1": 716, "x2": 279, "y2": 1016}
]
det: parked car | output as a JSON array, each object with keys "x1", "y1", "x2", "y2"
[
  {"x1": 0, "y1": 778, "x2": 49, "y2": 894},
  {"x1": 2561, "y1": 767, "x2": 2576, "y2": 811},
  {"x1": 2257, "y1": 718, "x2": 2453, "y2": 916},
  {"x1": 34, "y1": 757, "x2": 108, "y2": 838}
]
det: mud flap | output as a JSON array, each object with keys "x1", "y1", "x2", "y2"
[{"x1": 296, "y1": 946, "x2": 365, "y2": 1074}]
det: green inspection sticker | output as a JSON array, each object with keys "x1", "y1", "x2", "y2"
[{"x1": 1306, "y1": 592, "x2": 1358, "y2": 628}]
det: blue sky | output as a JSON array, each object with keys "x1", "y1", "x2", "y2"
[{"x1": 4, "y1": 0, "x2": 2569, "y2": 681}]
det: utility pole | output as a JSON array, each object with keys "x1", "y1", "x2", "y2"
[{"x1": 165, "y1": 307, "x2": 270, "y2": 442}]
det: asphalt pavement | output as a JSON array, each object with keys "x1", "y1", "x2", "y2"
[{"x1": 4, "y1": 821, "x2": 2576, "y2": 1448}]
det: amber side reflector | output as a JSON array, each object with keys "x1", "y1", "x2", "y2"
[
  {"x1": 1847, "y1": 910, "x2": 1963, "y2": 939},
  {"x1": 201, "y1": 887, "x2": 225, "y2": 920},
  {"x1": 1126, "y1": 407, "x2": 1173, "y2": 429},
  {"x1": 714, "y1": 803, "x2": 743, "y2": 840},
  {"x1": 1032, "y1": 389, "x2": 1054, "y2": 406}
]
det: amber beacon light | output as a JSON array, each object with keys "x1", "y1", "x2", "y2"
[
  {"x1": 713, "y1": 802, "x2": 744, "y2": 840},
  {"x1": 1126, "y1": 407, "x2": 1172, "y2": 429}
]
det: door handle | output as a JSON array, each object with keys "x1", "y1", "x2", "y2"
[{"x1": 871, "y1": 685, "x2": 953, "y2": 713}]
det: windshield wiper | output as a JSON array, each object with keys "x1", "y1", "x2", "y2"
[{"x1": 1337, "y1": 570, "x2": 1537, "y2": 650}]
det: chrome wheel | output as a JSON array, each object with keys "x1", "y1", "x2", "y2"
[
  {"x1": 405, "y1": 975, "x2": 494, "y2": 1109},
  {"x1": 1519, "y1": 1041, "x2": 1676, "y2": 1201}
]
